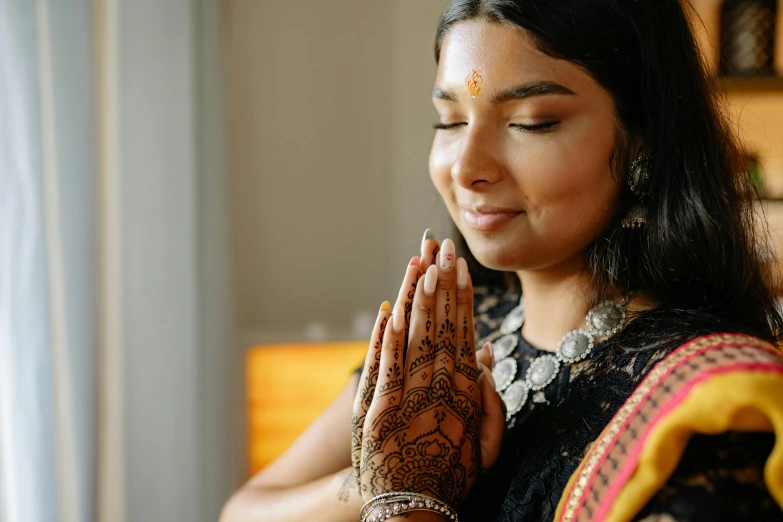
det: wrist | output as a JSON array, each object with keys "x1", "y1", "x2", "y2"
[
  {"x1": 360, "y1": 492, "x2": 457, "y2": 522},
  {"x1": 388, "y1": 513, "x2": 446, "y2": 522}
]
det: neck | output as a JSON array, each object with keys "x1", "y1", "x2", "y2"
[{"x1": 516, "y1": 258, "x2": 596, "y2": 352}]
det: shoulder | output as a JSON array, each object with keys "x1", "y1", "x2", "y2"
[{"x1": 555, "y1": 333, "x2": 783, "y2": 522}]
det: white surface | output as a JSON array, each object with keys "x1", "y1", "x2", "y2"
[{"x1": 0, "y1": 1, "x2": 59, "y2": 521}]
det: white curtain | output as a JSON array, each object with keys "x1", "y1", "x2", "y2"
[
  {"x1": 0, "y1": 1, "x2": 239, "y2": 521},
  {"x1": 0, "y1": 1, "x2": 98, "y2": 522}
]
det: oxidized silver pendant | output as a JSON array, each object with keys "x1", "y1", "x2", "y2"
[
  {"x1": 525, "y1": 354, "x2": 560, "y2": 391},
  {"x1": 557, "y1": 329, "x2": 594, "y2": 364},
  {"x1": 587, "y1": 300, "x2": 626, "y2": 336},
  {"x1": 492, "y1": 357, "x2": 517, "y2": 392},
  {"x1": 494, "y1": 296, "x2": 629, "y2": 423},
  {"x1": 502, "y1": 380, "x2": 529, "y2": 420},
  {"x1": 492, "y1": 334, "x2": 519, "y2": 360},
  {"x1": 499, "y1": 302, "x2": 525, "y2": 335}
]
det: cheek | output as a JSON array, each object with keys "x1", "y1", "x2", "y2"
[
  {"x1": 429, "y1": 139, "x2": 455, "y2": 201},
  {"x1": 508, "y1": 128, "x2": 621, "y2": 262},
  {"x1": 515, "y1": 125, "x2": 619, "y2": 217}
]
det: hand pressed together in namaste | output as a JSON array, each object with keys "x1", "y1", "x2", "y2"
[{"x1": 352, "y1": 235, "x2": 507, "y2": 509}]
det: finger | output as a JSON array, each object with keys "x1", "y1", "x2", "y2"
[
  {"x1": 455, "y1": 257, "x2": 479, "y2": 386},
  {"x1": 392, "y1": 257, "x2": 421, "y2": 342},
  {"x1": 352, "y1": 302, "x2": 391, "y2": 477},
  {"x1": 420, "y1": 228, "x2": 440, "y2": 275},
  {"x1": 476, "y1": 341, "x2": 493, "y2": 371},
  {"x1": 404, "y1": 264, "x2": 438, "y2": 391},
  {"x1": 432, "y1": 239, "x2": 459, "y2": 379},
  {"x1": 478, "y1": 366, "x2": 505, "y2": 470},
  {"x1": 369, "y1": 306, "x2": 406, "y2": 421},
  {"x1": 354, "y1": 301, "x2": 391, "y2": 414}
]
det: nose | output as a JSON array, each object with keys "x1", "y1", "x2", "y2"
[{"x1": 451, "y1": 125, "x2": 503, "y2": 188}]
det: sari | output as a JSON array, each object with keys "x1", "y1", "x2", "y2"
[{"x1": 556, "y1": 333, "x2": 783, "y2": 521}]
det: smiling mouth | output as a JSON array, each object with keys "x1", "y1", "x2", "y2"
[{"x1": 460, "y1": 207, "x2": 524, "y2": 231}]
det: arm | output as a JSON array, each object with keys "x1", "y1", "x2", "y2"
[{"x1": 220, "y1": 373, "x2": 363, "y2": 522}]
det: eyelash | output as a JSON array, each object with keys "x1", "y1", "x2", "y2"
[
  {"x1": 510, "y1": 121, "x2": 559, "y2": 132},
  {"x1": 432, "y1": 121, "x2": 560, "y2": 132},
  {"x1": 432, "y1": 122, "x2": 467, "y2": 130}
]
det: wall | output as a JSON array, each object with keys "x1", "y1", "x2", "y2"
[{"x1": 223, "y1": 0, "x2": 451, "y2": 344}]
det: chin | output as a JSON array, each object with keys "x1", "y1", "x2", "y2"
[
  {"x1": 460, "y1": 233, "x2": 527, "y2": 272},
  {"x1": 465, "y1": 231, "x2": 590, "y2": 276}
]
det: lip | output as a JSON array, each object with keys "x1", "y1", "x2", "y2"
[{"x1": 459, "y1": 204, "x2": 524, "y2": 231}]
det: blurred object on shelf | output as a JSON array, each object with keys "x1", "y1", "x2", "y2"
[
  {"x1": 302, "y1": 321, "x2": 329, "y2": 341},
  {"x1": 246, "y1": 341, "x2": 367, "y2": 475},
  {"x1": 747, "y1": 151, "x2": 769, "y2": 197},
  {"x1": 719, "y1": 0, "x2": 778, "y2": 77},
  {"x1": 761, "y1": 201, "x2": 783, "y2": 295},
  {"x1": 351, "y1": 309, "x2": 376, "y2": 340}
]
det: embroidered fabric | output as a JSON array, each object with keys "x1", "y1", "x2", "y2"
[{"x1": 457, "y1": 281, "x2": 782, "y2": 522}]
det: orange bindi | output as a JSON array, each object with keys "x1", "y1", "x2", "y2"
[{"x1": 466, "y1": 70, "x2": 483, "y2": 97}]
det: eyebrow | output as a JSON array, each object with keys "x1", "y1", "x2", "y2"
[{"x1": 431, "y1": 81, "x2": 576, "y2": 103}]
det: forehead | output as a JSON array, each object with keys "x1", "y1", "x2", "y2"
[{"x1": 436, "y1": 20, "x2": 591, "y2": 96}]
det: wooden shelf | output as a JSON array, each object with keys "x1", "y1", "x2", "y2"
[{"x1": 715, "y1": 76, "x2": 783, "y2": 93}]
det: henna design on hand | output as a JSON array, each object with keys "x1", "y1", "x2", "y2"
[
  {"x1": 362, "y1": 289, "x2": 481, "y2": 505},
  {"x1": 361, "y1": 369, "x2": 481, "y2": 505},
  {"x1": 352, "y1": 316, "x2": 388, "y2": 486},
  {"x1": 357, "y1": 253, "x2": 483, "y2": 508},
  {"x1": 377, "y1": 341, "x2": 404, "y2": 399},
  {"x1": 408, "y1": 308, "x2": 435, "y2": 378},
  {"x1": 433, "y1": 298, "x2": 458, "y2": 368},
  {"x1": 457, "y1": 313, "x2": 480, "y2": 380}
]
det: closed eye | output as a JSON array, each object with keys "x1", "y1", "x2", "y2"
[
  {"x1": 509, "y1": 121, "x2": 560, "y2": 132},
  {"x1": 433, "y1": 122, "x2": 467, "y2": 130}
]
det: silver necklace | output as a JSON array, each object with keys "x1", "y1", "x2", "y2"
[{"x1": 492, "y1": 296, "x2": 629, "y2": 421}]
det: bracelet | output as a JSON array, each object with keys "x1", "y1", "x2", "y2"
[{"x1": 359, "y1": 492, "x2": 459, "y2": 522}]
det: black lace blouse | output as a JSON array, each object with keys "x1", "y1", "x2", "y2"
[{"x1": 458, "y1": 280, "x2": 782, "y2": 522}]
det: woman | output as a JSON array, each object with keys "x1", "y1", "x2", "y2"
[{"x1": 221, "y1": 1, "x2": 783, "y2": 521}]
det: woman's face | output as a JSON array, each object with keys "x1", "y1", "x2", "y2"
[{"x1": 430, "y1": 21, "x2": 622, "y2": 273}]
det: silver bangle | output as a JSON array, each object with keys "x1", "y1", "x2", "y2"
[{"x1": 359, "y1": 491, "x2": 458, "y2": 522}]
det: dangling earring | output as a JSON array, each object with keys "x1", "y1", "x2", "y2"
[{"x1": 622, "y1": 155, "x2": 651, "y2": 229}]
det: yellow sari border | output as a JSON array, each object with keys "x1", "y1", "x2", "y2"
[{"x1": 555, "y1": 333, "x2": 783, "y2": 522}]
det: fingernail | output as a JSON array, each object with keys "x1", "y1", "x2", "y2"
[
  {"x1": 485, "y1": 341, "x2": 495, "y2": 369},
  {"x1": 410, "y1": 256, "x2": 420, "y2": 267},
  {"x1": 423, "y1": 264, "x2": 438, "y2": 296},
  {"x1": 457, "y1": 257, "x2": 468, "y2": 288},
  {"x1": 440, "y1": 238, "x2": 455, "y2": 271},
  {"x1": 421, "y1": 228, "x2": 435, "y2": 251},
  {"x1": 380, "y1": 301, "x2": 391, "y2": 313},
  {"x1": 392, "y1": 306, "x2": 404, "y2": 333}
]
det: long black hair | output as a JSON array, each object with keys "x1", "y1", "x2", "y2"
[{"x1": 436, "y1": 0, "x2": 783, "y2": 345}]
